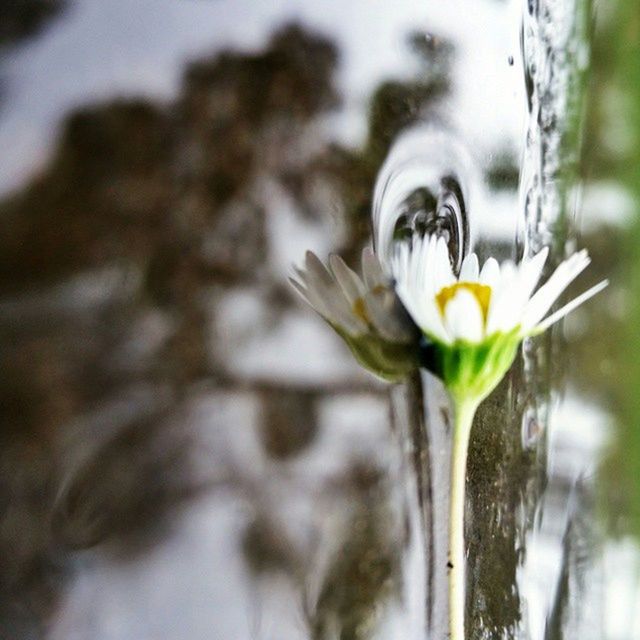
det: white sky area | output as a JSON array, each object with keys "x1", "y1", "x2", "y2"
[{"x1": 0, "y1": 0, "x2": 525, "y2": 197}]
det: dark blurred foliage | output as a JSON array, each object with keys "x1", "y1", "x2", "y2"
[
  {"x1": 0, "y1": 24, "x2": 341, "y2": 294},
  {"x1": 0, "y1": 19, "x2": 454, "y2": 637},
  {"x1": 306, "y1": 463, "x2": 401, "y2": 640},
  {"x1": 259, "y1": 390, "x2": 318, "y2": 459},
  {"x1": 177, "y1": 23, "x2": 340, "y2": 239},
  {"x1": 0, "y1": 0, "x2": 65, "y2": 47},
  {"x1": 0, "y1": 0, "x2": 66, "y2": 106},
  {"x1": 0, "y1": 22, "x2": 343, "y2": 634},
  {"x1": 242, "y1": 512, "x2": 301, "y2": 576},
  {"x1": 1, "y1": 101, "x2": 174, "y2": 293},
  {"x1": 50, "y1": 412, "x2": 196, "y2": 553},
  {"x1": 240, "y1": 462, "x2": 403, "y2": 639}
]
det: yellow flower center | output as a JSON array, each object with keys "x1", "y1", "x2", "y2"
[
  {"x1": 435, "y1": 282, "x2": 492, "y2": 322},
  {"x1": 352, "y1": 297, "x2": 369, "y2": 324},
  {"x1": 352, "y1": 285, "x2": 387, "y2": 325}
]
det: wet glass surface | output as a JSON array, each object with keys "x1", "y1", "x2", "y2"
[{"x1": 0, "y1": 0, "x2": 638, "y2": 639}]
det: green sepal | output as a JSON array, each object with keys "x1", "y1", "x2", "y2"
[
  {"x1": 428, "y1": 328, "x2": 522, "y2": 405},
  {"x1": 330, "y1": 324, "x2": 419, "y2": 382}
]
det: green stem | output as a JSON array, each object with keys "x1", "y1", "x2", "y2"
[{"x1": 448, "y1": 398, "x2": 479, "y2": 640}]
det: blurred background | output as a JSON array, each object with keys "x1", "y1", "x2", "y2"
[{"x1": 0, "y1": 0, "x2": 638, "y2": 638}]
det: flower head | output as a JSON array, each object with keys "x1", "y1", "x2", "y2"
[
  {"x1": 392, "y1": 235, "x2": 607, "y2": 404},
  {"x1": 290, "y1": 248, "x2": 419, "y2": 380}
]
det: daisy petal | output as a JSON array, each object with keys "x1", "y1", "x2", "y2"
[
  {"x1": 364, "y1": 290, "x2": 413, "y2": 341},
  {"x1": 304, "y1": 251, "x2": 335, "y2": 289},
  {"x1": 362, "y1": 247, "x2": 388, "y2": 289},
  {"x1": 390, "y1": 242, "x2": 409, "y2": 284},
  {"x1": 395, "y1": 281, "x2": 450, "y2": 344},
  {"x1": 289, "y1": 277, "x2": 330, "y2": 316},
  {"x1": 295, "y1": 279, "x2": 355, "y2": 331},
  {"x1": 289, "y1": 276, "x2": 313, "y2": 305},
  {"x1": 492, "y1": 247, "x2": 550, "y2": 331},
  {"x1": 459, "y1": 253, "x2": 479, "y2": 281},
  {"x1": 486, "y1": 267, "x2": 519, "y2": 335},
  {"x1": 329, "y1": 254, "x2": 366, "y2": 304},
  {"x1": 434, "y1": 237, "x2": 455, "y2": 290},
  {"x1": 479, "y1": 257, "x2": 500, "y2": 287},
  {"x1": 444, "y1": 289, "x2": 483, "y2": 342},
  {"x1": 521, "y1": 250, "x2": 590, "y2": 330},
  {"x1": 520, "y1": 247, "x2": 549, "y2": 300},
  {"x1": 292, "y1": 255, "x2": 367, "y2": 334},
  {"x1": 533, "y1": 279, "x2": 609, "y2": 333}
]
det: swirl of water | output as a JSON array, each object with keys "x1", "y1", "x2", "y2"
[{"x1": 372, "y1": 125, "x2": 481, "y2": 272}]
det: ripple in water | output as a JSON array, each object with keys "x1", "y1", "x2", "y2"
[{"x1": 372, "y1": 126, "x2": 480, "y2": 273}]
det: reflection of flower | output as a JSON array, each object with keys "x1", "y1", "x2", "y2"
[
  {"x1": 392, "y1": 235, "x2": 607, "y2": 405},
  {"x1": 391, "y1": 234, "x2": 607, "y2": 640},
  {"x1": 290, "y1": 248, "x2": 418, "y2": 380}
]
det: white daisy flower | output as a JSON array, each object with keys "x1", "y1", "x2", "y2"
[
  {"x1": 292, "y1": 235, "x2": 607, "y2": 640},
  {"x1": 390, "y1": 234, "x2": 607, "y2": 640},
  {"x1": 391, "y1": 234, "x2": 607, "y2": 405},
  {"x1": 290, "y1": 248, "x2": 418, "y2": 380}
]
